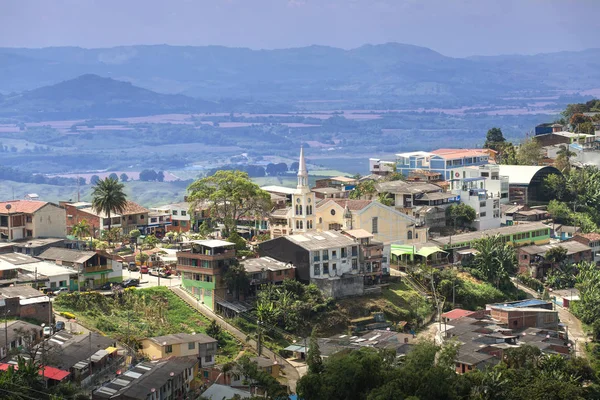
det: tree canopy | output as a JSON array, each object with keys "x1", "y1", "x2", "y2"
[
  {"x1": 484, "y1": 127, "x2": 506, "y2": 150},
  {"x1": 446, "y1": 203, "x2": 476, "y2": 228},
  {"x1": 516, "y1": 137, "x2": 543, "y2": 166},
  {"x1": 187, "y1": 170, "x2": 271, "y2": 235}
]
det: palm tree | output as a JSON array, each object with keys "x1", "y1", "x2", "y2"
[
  {"x1": 556, "y1": 144, "x2": 577, "y2": 172},
  {"x1": 91, "y1": 177, "x2": 128, "y2": 245},
  {"x1": 473, "y1": 234, "x2": 516, "y2": 288},
  {"x1": 71, "y1": 219, "x2": 91, "y2": 249}
]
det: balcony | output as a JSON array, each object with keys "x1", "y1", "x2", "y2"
[
  {"x1": 83, "y1": 264, "x2": 112, "y2": 274},
  {"x1": 178, "y1": 249, "x2": 236, "y2": 261},
  {"x1": 313, "y1": 256, "x2": 320, "y2": 262},
  {"x1": 322, "y1": 255, "x2": 329, "y2": 261}
]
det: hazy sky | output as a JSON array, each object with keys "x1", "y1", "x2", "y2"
[{"x1": 1, "y1": 0, "x2": 599, "y2": 57}]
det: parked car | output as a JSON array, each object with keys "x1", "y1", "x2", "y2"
[
  {"x1": 140, "y1": 265, "x2": 149, "y2": 274},
  {"x1": 53, "y1": 287, "x2": 69, "y2": 296},
  {"x1": 128, "y1": 262, "x2": 139, "y2": 272},
  {"x1": 55, "y1": 321, "x2": 65, "y2": 332},
  {"x1": 43, "y1": 326, "x2": 53, "y2": 337},
  {"x1": 95, "y1": 282, "x2": 114, "y2": 291},
  {"x1": 122, "y1": 279, "x2": 140, "y2": 288}
]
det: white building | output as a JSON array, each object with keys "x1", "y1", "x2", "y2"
[
  {"x1": 266, "y1": 147, "x2": 317, "y2": 238},
  {"x1": 151, "y1": 202, "x2": 191, "y2": 232},
  {"x1": 449, "y1": 165, "x2": 509, "y2": 231}
]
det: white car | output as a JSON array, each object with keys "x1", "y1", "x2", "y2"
[{"x1": 43, "y1": 326, "x2": 53, "y2": 337}]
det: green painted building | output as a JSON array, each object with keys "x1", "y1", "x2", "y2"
[{"x1": 177, "y1": 239, "x2": 236, "y2": 311}]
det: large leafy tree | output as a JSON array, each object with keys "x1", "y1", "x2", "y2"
[
  {"x1": 446, "y1": 203, "x2": 476, "y2": 228},
  {"x1": 91, "y1": 177, "x2": 128, "y2": 242},
  {"x1": 484, "y1": 127, "x2": 506, "y2": 150},
  {"x1": 516, "y1": 137, "x2": 543, "y2": 166},
  {"x1": 187, "y1": 170, "x2": 271, "y2": 236}
]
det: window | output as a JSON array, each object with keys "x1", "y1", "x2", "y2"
[
  {"x1": 151, "y1": 218, "x2": 157, "y2": 223},
  {"x1": 140, "y1": 215, "x2": 144, "y2": 220},
  {"x1": 165, "y1": 345, "x2": 173, "y2": 353},
  {"x1": 181, "y1": 210, "x2": 187, "y2": 216},
  {"x1": 313, "y1": 264, "x2": 321, "y2": 276},
  {"x1": 352, "y1": 246, "x2": 358, "y2": 256},
  {"x1": 330, "y1": 209, "x2": 336, "y2": 216},
  {"x1": 26, "y1": 230, "x2": 32, "y2": 237},
  {"x1": 205, "y1": 356, "x2": 212, "y2": 363},
  {"x1": 332, "y1": 263, "x2": 337, "y2": 271},
  {"x1": 341, "y1": 248, "x2": 347, "y2": 258},
  {"x1": 26, "y1": 216, "x2": 32, "y2": 223},
  {"x1": 203, "y1": 371, "x2": 209, "y2": 378},
  {"x1": 172, "y1": 210, "x2": 178, "y2": 215},
  {"x1": 322, "y1": 250, "x2": 329, "y2": 261},
  {"x1": 276, "y1": 270, "x2": 282, "y2": 276},
  {"x1": 407, "y1": 231, "x2": 413, "y2": 240},
  {"x1": 181, "y1": 221, "x2": 188, "y2": 227},
  {"x1": 319, "y1": 217, "x2": 323, "y2": 224},
  {"x1": 323, "y1": 263, "x2": 329, "y2": 274},
  {"x1": 372, "y1": 217, "x2": 378, "y2": 234},
  {"x1": 188, "y1": 342, "x2": 196, "y2": 350},
  {"x1": 332, "y1": 250, "x2": 337, "y2": 259},
  {"x1": 480, "y1": 212, "x2": 486, "y2": 217},
  {"x1": 352, "y1": 258, "x2": 358, "y2": 269}
]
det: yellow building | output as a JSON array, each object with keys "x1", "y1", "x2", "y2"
[
  {"x1": 316, "y1": 199, "x2": 428, "y2": 245},
  {"x1": 139, "y1": 333, "x2": 218, "y2": 367}
]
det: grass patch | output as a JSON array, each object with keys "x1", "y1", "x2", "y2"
[{"x1": 54, "y1": 286, "x2": 241, "y2": 362}]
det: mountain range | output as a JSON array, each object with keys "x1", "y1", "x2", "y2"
[{"x1": 0, "y1": 43, "x2": 599, "y2": 116}]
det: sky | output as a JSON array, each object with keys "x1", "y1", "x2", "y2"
[{"x1": 1, "y1": 0, "x2": 599, "y2": 57}]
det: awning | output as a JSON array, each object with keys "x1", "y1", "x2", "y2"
[
  {"x1": 105, "y1": 346, "x2": 118, "y2": 354},
  {"x1": 215, "y1": 300, "x2": 254, "y2": 314},
  {"x1": 391, "y1": 245, "x2": 415, "y2": 257},
  {"x1": 415, "y1": 247, "x2": 447, "y2": 257}
]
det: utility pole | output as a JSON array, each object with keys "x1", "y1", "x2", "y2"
[
  {"x1": 3, "y1": 306, "x2": 9, "y2": 359},
  {"x1": 257, "y1": 320, "x2": 262, "y2": 356}
]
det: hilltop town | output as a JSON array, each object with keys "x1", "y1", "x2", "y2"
[{"x1": 1, "y1": 100, "x2": 600, "y2": 399}]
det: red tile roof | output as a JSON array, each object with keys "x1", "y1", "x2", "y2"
[
  {"x1": 0, "y1": 200, "x2": 48, "y2": 214},
  {"x1": 431, "y1": 149, "x2": 489, "y2": 159},
  {"x1": 120, "y1": 201, "x2": 149, "y2": 215},
  {"x1": 576, "y1": 232, "x2": 600, "y2": 241},
  {"x1": 441, "y1": 308, "x2": 476, "y2": 320}
]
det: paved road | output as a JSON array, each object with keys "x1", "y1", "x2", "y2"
[
  {"x1": 170, "y1": 286, "x2": 302, "y2": 393},
  {"x1": 121, "y1": 269, "x2": 181, "y2": 288},
  {"x1": 513, "y1": 278, "x2": 588, "y2": 358}
]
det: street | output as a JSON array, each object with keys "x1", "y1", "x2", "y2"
[
  {"x1": 121, "y1": 269, "x2": 181, "y2": 288},
  {"x1": 513, "y1": 278, "x2": 588, "y2": 358}
]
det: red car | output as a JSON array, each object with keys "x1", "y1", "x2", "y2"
[{"x1": 140, "y1": 265, "x2": 149, "y2": 274}]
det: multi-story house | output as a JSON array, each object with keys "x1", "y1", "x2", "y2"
[
  {"x1": 62, "y1": 201, "x2": 148, "y2": 237},
  {"x1": 517, "y1": 241, "x2": 592, "y2": 279},
  {"x1": 342, "y1": 229, "x2": 385, "y2": 282},
  {"x1": 139, "y1": 333, "x2": 218, "y2": 367},
  {"x1": 258, "y1": 230, "x2": 365, "y2": 298},
  {"x1": 368, "y1": 158, "x2": 396, "y2": 176},
  {"x1": 374, "y1": 180, "x2": 457, "y2": 228},
  {"x1": 0, "y1": 200, "x2": 66, "y2": 241},
  {"x1": 315, "y1": 199, "x2": 428, "y2": 273},
  {"x1": 448, "y1": 165, "x2": 509, "y2": 230},
  {"x1": 146, "y1": 209, "x2": 172, "y2": 236},
  {"x1": 177, "y1": 240, "x2": 236, "y2": 311},
  {"x1": 572, "y1": 233, "x2": 600, "y2": 264},
  {"x1": 151, "y1": 202, "x2": 191, "y2": 233},
  {"x1": 395, "y1": 149, "x2": 491, "y2": 181},
  {"x1": 119, "y1": 202, "x2": 150, "y2": 236},
  {"x1": 242, "y1": 257, "x2": 296, "y2": 295},
  {"x1": 36, "y1": 247, "x2": 123, "y2": 288}
]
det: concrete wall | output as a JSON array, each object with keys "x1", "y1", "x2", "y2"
[
  {"x1": 31, "y1": 204, "x2": 67, "y2": 239},
  {"x1": 313, "y1": 275, "x2": 364, "y2": 299},
  {"x1": 355, "y1": 203, "x2": 426, "y2": 245}
]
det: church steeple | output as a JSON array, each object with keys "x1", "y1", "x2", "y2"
[{"x1": 297, "y1": 146, "x2": 308, "y2": 190}]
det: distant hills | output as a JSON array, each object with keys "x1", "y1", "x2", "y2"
[
  {"x1": 0, "y1": 74, "x2": 219, "y2": 119},
  {"x1": 0, "y1": 43, "x2": 599, "y2": 114}
]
